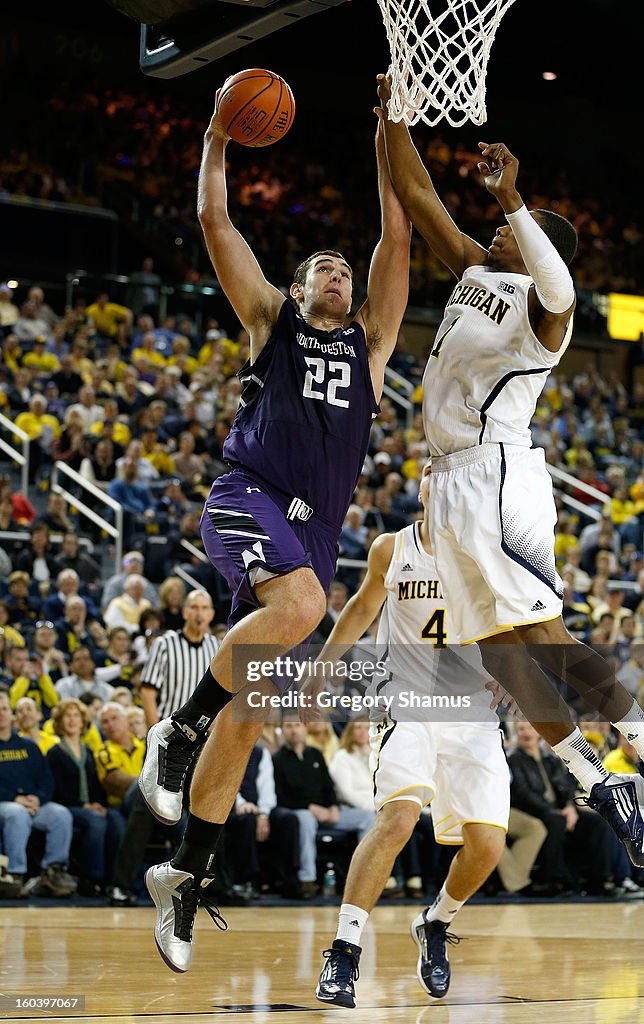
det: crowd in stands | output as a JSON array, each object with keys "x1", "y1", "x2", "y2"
[
  {"x1": 2, "y1": 49, "x2": 644, "y2": 901},
  {"x1": 2, "y1": 78, "x2": 642, "y2": 311},
  {"x1": 0, "y1": 272, "x2": 643, "y2": 903}
]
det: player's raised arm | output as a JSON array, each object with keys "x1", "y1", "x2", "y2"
[
  {"x1": 355, "y1": 120, "x2": 411, "y2": 395},
  {"x1": 197, "y1": 94, "x2": 285, "y2": 352},
  {"x1": 298, "y1": 533, "x2": 394, "y2": 724},
  {"x1": 377, "y1": 75, "x2": 487, "y2": 279},
  {"x1": 323, "y1": 533, "x2": 394, "y2": 659}
]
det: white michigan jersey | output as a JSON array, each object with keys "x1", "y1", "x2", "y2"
[
  {"x1": 422, "y1": 265, "x2": 573, "y2": 456},
  {"x1": 375, "y1": 521, "x2": 495, "y2": 723}
]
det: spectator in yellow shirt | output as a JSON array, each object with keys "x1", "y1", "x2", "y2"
[
  {"x1": 89, "y1": 398, "x2": 132, "y2": 449},
  {"x1": 5, "y1": 647, "x2": 59, "y2": 717},
  {"x1": 131, "y1": 332, "x2": 167, "y2": 369},
  {"x1": 22, "y1": 337, "x2": 60, "y2": 378},
  {"x1": 140, "y1": 427, "x2": 174, "y2": 477},
  {"x1": 1, "y1": 333, "x2": 22, "y2": 371},
  {"x1": 14, "y1": 394, "x2": 61, "y2": 484},
  {"x1": 14, "y1": 697, "x2": 60, "y2": 754},
  {"x1": 197, "y1": 325, "x2": 229, "y2": 365},
  {"x1": 167, "y1": 336, "x2": 198, "y2": 375},
  {"x1": 69, "y1": 336, "x2": 95, "y2": 384},
  {"x1": 603, "y1": 734, "x2": 639, "y2": 775},
  {"x1": 94, "y1": 701, "x2": 146, "y2": 808},
  {"x1": 86, "y1": 293, "x2": 133, "y2": 340}
]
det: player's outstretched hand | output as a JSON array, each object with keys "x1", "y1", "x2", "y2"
[
  {"x1": 375, "y1": 73, "x2": 392, "y2": 119},
  {"x1": 486, "y1": 680, "x2": 522, "y2": 718},
  {"x1": 208, "y1": 86, "x2": 230, "y2": 141},
  {"x1": 298, "y1": 659, "x2": 342, "y2": 725},
  {"x1": 477, "y1": 142, "x2": 519, "y2": 195}
]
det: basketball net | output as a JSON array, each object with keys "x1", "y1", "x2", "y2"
[{"x1": 377, "y1": 0, "x2": 517, "y2": 126}]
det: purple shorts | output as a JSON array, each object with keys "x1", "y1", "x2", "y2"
[{"x1": 200, "y1": 468, "x2": 340, "y2": 630}]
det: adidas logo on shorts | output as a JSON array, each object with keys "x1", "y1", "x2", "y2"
[
  {"x1": 531, "y1": 600, "x2": 546, "y2": 612},
  {"x1": 401, "y1": 563, "x2": 413, "y2": 572}
]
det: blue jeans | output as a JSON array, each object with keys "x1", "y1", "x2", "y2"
[
  {"x1": 69, "y1": 807, "x2": 126, "y2": 882},
  {"x1": 292, "y1": 807, "x2": 376, "y2": 882},
  {"x1": 0, "y1": 801, "x2": 73, "y2": 874}
]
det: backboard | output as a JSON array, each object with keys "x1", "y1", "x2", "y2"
[{"x1": 138, "y1": 0, "x2": 348, "y2": 78}]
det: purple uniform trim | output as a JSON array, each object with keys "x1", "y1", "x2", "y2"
[{"x1": 200, "y1": 468, "x2": 339, "y2": 630}]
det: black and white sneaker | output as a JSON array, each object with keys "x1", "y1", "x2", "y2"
[
  {"x1": 145, "y1": 862, "x2": 227, "y2": 973},
  {"x1": 316, "y1": 939, "x2": 361, "y2": 1008},
  {"x1": 410, "y1": 911, "x2": 461, "y2": 998},
  {"x1": 139, "y1": 717, "x2": 206, "y2": 825},
  {"x1": 585, "y1": 773, "x2": 644, "y2": 868}
]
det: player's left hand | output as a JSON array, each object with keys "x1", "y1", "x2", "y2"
[
  {"x1": 486, "y1": 680, "x2": 521, "y2": 717},
  {"x1": 209, "y1": 86, "x2": 231, "y2": 141},
  {"x1": 297, "y1": 674, "x2": 326, "y2": 725},
  {"x1": 375, "y1": 73, "x2": 392, "y2": 119},
  {"x1": 477, "y1": 142, "x2": 519, "y2": 194}
]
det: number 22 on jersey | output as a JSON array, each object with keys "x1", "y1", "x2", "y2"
[{"x1": 303, "y1": 358, "x2": 351, "y2": 407}]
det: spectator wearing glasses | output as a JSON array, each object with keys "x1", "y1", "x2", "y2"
[
  {"x1": 100, "y1": 551, "x2": 158, "y2": 612},
  {"x1": 29, "y1": 620, "x2": 68, "y2": 683}
]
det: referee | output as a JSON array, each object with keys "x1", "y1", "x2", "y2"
[
  {"x1": 108, "y1": 589, "x2": 220, "y2": 907},
  {"x1": 140, "y1": 589, "x2": 220, "y2": 727}
]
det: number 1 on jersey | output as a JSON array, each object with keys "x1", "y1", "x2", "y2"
[
  {"x1": 421, "y1": 608, "x2": 447, "y2": 648},
  {"x1": 430, "y1": 316, "x2": 460, "y2": 359}
]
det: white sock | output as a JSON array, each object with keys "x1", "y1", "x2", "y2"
[
  {"x1": 613, "y1": 700, "x2": 644, "y2": 760},
  {"x1": 425, "y1": 885, "x2": 464, "y2": 925},
  {"x1": 552, "y1": 727, "x2": 608, "y2": 793},
  {"x1": 336, "y1": 903, "x2": 369, "y2": 946}
]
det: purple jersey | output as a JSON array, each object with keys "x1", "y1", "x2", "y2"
[{"x1": 223, "y1": 299, "x2": 378, "y2": 531}]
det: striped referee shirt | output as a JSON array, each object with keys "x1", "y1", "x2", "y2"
[{"x1": 141, "y1": 630, "x2": 221, "y2": 720}]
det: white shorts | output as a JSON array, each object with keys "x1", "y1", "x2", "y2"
[
  {"x1": 429, "y1": 442, "x2": 563, "y2": 644},
  {"x1": 369, "y1": 720, "x2": 510, "y2": 844}
]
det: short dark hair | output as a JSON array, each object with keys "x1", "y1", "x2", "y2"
[
  {"x1": 292, "y1": 250, "x2": 352, "y2": 290},
  {"x1": 533, "y1": 209, "x2": 578, "y2": 265}
]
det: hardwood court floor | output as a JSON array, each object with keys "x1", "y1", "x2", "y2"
[{"x1": 1, "y1": 902, "x2": 643, "y2": 1023}]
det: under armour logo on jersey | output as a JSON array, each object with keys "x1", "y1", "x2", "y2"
[
  {"x1": 401, "y1": 563, "x2": 414, "y2": 572},
  {"x1": 287, "y1": 497, "x2": 313, "y2": 522},
  {"x1": 531, "y1": 600, "x2": 546, "y2": 612},
  {"x1": 242, "y1": 541, "x2": 266, "y2": 569}
]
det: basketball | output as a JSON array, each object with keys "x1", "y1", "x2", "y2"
[{"x1": 218, "y1": 68, "x2": 295, "y2": 148}]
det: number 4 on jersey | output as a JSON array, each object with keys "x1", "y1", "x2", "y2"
[{"x1": 421, "y1": 608, "x2": 447, "y2": 648}]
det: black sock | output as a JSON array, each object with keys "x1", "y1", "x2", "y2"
[
  {"x1": 172, "y1": 814, "x2": 224, "y2": 879},
  {"x1": 173, "y1": 668, "x2": 232, "y2": 738}
]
